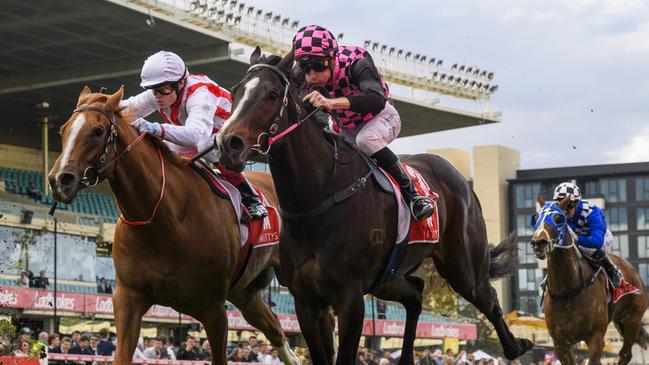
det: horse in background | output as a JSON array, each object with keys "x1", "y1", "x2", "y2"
[
  {"x1": 216, "y1": 47, "x2": 533, "y2": 365},
  {"x1": 531, "y1": 195, "x2": 648, "y2": 365},
  {"x1": 48, "y1": 87, "x2": 300, "y2": 365}
]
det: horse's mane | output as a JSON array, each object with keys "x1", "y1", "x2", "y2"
[{"x1": 82, "y1": 93, "x2": 189, "y2": 168}]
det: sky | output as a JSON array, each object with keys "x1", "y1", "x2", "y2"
[{"x1": 244, "y1": 0, "x2": 649, "y2": 169}]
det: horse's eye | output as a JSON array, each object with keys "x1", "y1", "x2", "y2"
[
  {"x1": 93, "y1": 127, "x2": 104, "y2": 137},
  {"x1": 553, "y1": 214, "x2": 564, "y2": 224},
  {"x1": 268, "y1": 91, "x2": 280, "y2": 100}
]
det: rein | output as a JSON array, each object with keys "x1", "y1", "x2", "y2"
[{"x1": 70, "y1": 106, "x2": 166, "y2": 226}]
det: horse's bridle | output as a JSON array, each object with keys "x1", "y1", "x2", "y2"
[
  {"x1": 244, "y1": 63, "x2": 327, "y2": 155},
  {"x1": 533, "y1": 206, "x2": 605, "y2": 301},
  {"x1": 67, "y1": 105, "x2": 164, "y2": 226},
  {"x1": 71, "y1": 106, "x2": 146, "y2": 189}
]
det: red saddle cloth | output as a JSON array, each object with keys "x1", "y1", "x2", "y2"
[
  {"x1": 611, "y1": 277, "x2": 640, "y2": 303},
  {"x1": 385, "y1": 163, "x2": 440, "y2": 245},
  {"x1": 192, "y1": 162, "x2": 280, "y2": 285}
]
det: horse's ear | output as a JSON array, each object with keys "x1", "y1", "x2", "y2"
[
  {"x1": 278, "y1": 49, "x2": 295, "y2": 75},
  {"x1": 106, "y1": 86, "x2": 124, "y2": 112},
  {"x1": 536, "y1": 194, "x2": 545, "y2": 208},
  {"x1": 557, "y1": 196, "x2": 571, "y2": 211},
  {"x1": 250, "y1": 46, "x2": 262, "y2": 65},
  {"x1": 76, "y1": 86, "x2": 92, "y2": 107}
]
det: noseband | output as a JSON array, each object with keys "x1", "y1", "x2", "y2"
[
  {"x1": 244, "y1": 63, "x2": 326, "y2": 155},
  {"x1": 71, "y1": 106, "x2": 146, "y2": 189}
]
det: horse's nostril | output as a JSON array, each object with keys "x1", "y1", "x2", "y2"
[
  {"x1": 58, "y1": 173, "x2": 76, "y2": 187},
  {"x1": 226, "y1": 135, "x2": 245, "y2": 154}
]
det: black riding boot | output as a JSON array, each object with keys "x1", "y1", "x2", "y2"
[
  {"x1": 372, "y1": 147, "x2": 434, "y2": 221},
  {"x1": 235, "y1": 182, "x2": 268, "y2": 221},
  {"x1": 592, "y1": 249, "x2": 623, "y2": 288}
]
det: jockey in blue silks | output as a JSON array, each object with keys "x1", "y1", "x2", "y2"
[{"x1": 552, "y1": 182, "x2": 624, "y2": 287}]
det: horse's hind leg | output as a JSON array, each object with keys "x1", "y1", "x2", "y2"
[
  {"x1": 230, "y1": 292, "x2": 301, "y2": 365},
  {"x1": 615, "y1": 313, "x2": 643, "y2": 365},
  {"x1": 439, "y1": 257, "x2": 532, "y2": 360},
  {"x1": 112, "y1": 286, "x2": 151, "y2": 365},
  {"x1": 294, "y1": 298, "x2": 335, "y2": 365},
  {"x1": 199, "y1": 304, "x2": 229, "y2": 365},
  {"x1": 373, "y1": 275, "x2": 424, "y2": 365}
]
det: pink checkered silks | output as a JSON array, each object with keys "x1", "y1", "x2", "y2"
[
  {"x1": 325, "y1": 45, "x2": 390, "y2": 132},
  {"x1": 293, "y1": 25, "x2": 338, "y2": 58},
  {"x1": 293, "y1": 25, "x2": 390, "y2": 131}
]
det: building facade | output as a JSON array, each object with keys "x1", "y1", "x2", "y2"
[{"x1": 509, "y1": 162, "x2": 649, "y2": 315}]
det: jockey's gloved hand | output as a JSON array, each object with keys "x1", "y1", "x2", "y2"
[{"x1": 132, "y1": 118, "x2": 162, "y2": 136}]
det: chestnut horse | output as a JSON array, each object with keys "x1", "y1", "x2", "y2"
[
  {"x1": 48, "y1": 87, "x2": 300, "y2": 365},
  {"x1": 216, "y1": 48, "x2": 533, "y2": 365},
  {"x1": 531, "y1": 196, "x2": 648, "y2": 365}
]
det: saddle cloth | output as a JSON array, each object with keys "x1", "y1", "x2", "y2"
[
  {"x1": 192, "y1": 161, "x2": 280, "y2": 249},
  {"x1": 382, "y1": 163, "x2": 440, "y2": 245}
]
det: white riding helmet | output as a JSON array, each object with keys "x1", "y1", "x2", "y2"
[
  {"x1": 553, "y1": 182, "x2": 582, "y2": 202},
  {"x1": 140, "y1": 51, "x2": 187, "y2": 88}
]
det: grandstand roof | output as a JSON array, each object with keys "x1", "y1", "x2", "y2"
[{"x1": 0, "y1": 0, "x2": 500, "y2": 150}]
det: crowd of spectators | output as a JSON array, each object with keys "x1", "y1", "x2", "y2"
[
  {"x1": 14, "y1": 270, "x2": 50, "y2": 289},
  {"x1": 3, "y1": 327, "x2": 566, "y2": 365}
]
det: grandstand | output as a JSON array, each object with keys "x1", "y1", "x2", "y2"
[{"x1": 0, "y1": 0, "x2": 493, "y2": 347}]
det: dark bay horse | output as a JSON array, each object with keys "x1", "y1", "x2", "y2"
[
  {"x1": 216, "y1": 48, "x2": 533, "y2": 365},
  {"x1": 531, "y1": 196, "x2": 648, "y2": 365},
  {"x1": 47, "y1": 87, "x2": 300, "y2": 365}
]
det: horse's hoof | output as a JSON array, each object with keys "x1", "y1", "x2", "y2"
[{"x1": 504, "y1": 338, "x2": 534, "y2": 360}]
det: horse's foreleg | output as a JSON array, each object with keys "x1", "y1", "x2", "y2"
[
  {"x1": 554, "y1": 340, "x2": 577, "y2": 365},
  {"x1": 586, "y1": 332, "x2": 605, "y2": 365},
  {"x1": 294, "y1": 298, "x2": 335, "y2": 365},
  {"x1": 373, "y1": 275, "x2": 424, "y2": 365},
  {"x1": 200, "y1": 304, "x2": 229, "y2": 365},
  {"x1": 113, "y1": 287, "x2": 151, "y2": 365},
  {"x1": 231, "y1": 291, "x2": 301, "y2": 365},
  {"x1": 333, "y1": 288, "x2": 365, "y2": 365}
]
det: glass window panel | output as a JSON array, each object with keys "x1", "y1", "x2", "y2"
[
  {"x1": 518, "y1": 241, "x2": 536, "y2": 264},
  {"x1": 636, "y1": 177, "x2": 649, "y2": 201},
  {"x1": 606, "y1": 207, "x2": 628, "y2": 231},
  {"x1": 515, "y1": 184, "x2": 541, "y2": 208},
  {"x1": 609, "y1": 234, "x2": 629, "y2": 259},
  {"x1": 517, "y1": 214, "x2": 534, "y2": 237},
  {"x1": 600, "y1": 179, "x2": 626, "y2": 202},
  {"x1": 638, "y1": 236, "x2": 649, "y2": 259},
  {"x1": 638, "y1": 208, "x2": 649, "y2": 231}
]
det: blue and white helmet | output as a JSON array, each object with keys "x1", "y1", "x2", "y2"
[{"x1": 553, "y1": 182, "x2": 581, "y2": 202}]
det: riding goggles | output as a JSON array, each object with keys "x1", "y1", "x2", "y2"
[
  {"x1": 150, "y1": 84, "x2": 175, "y2": 96},
  {"x1": 298, "y1": 59, "x2": 329, "y2": 73}
]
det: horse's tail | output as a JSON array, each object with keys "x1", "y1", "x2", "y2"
[
  {"x1": 637, "y1": 325, "x2": 649, "y2": 350},
  {"x1": 489, "y1": 234, "x2": 518, "y2": 279}
]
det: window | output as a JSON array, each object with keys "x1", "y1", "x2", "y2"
[
  {"x1": 606, "y1": 207, "x2": 628, "y2": 231},
  {"x1": 599, "y1": 178, "x2": 627, "y2": 202},
  {"x1": 518, "y1": 241, "x2": 537, "y2": 264},
  {"x1": 638, "y1": 208, "x2": 649, "y2": 231},
  {"x1": 638, "y1": 263, "x2": 649, "y2": 286},
  {"x1": 518, "y1": 268, "x2": 543, "y2": 291},
  {"x1": 517, "y1": 214, "x2": 534, "y2": 237},
  {"x1": 638, "y1": 236, "x2": 649, "y2": 258},
  {"x1": 609, "y1": 234, "x2": 629, "y2": 259},
  {"x1": 584, "y1": 181, "x2": 599, "y2": 197},
  {"x1": 636, "y1": 177, "x2": 649, "y2": 201},
  {"x1": 518, "y1": 296, "x2": 541, "y2": 315},
  {"x1": 515, "y1": 184, "x2": 541, "y2": 208}
]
